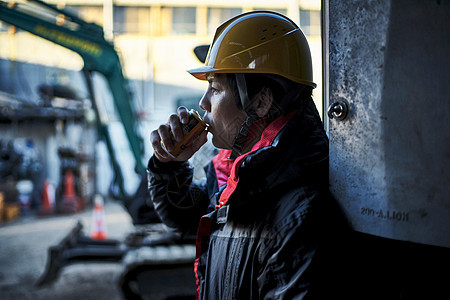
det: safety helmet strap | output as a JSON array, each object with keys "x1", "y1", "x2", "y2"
[{"x1": 230, "y1": 74, "x2": 260, "y2": 159}]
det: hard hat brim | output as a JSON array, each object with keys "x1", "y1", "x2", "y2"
[
  {"x1": 187, "y1": 66, "x2": 219, "y2": 81},
  {"x1": 187, "y1": 66, "x2": 317, "y2": 88}
]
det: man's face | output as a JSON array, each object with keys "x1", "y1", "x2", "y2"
[{"x1": 199, "y1": 73, "x2": 247, "y2": 149}]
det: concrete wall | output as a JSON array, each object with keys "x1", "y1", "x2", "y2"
[{"x1": 327, "y1": 0, "x2": 450, "y2": 247}]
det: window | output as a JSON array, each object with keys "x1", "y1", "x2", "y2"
[
  {"x1": 66, "y1": 5, "x2": 103, "y2": 26},
  {"x1": 207, "y1": 8, "x2": 242, "y2": 35},
  {"x1": 172, "y1": 7, "x2": 196, "y2": 35},
  {"x1": 300, "y1": 9, "x2": 321, "y2": 36},
  {"x1": 0, "y1": 21, "x2": 10, "y2": 33},
  {"x1": 113, "y1": 6, "x2": 151, "y2": 35},
  {"x1": 114, "y1": 6, "x2": 126, "y2": 34}
]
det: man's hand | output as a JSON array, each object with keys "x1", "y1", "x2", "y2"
[{"x1": 150, "y1": 106, "x2": 208, "y2": 163}]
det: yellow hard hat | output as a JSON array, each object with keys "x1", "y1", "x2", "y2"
[{"x1": 188, "y1": 11, "x2": 316, "y2": 88}]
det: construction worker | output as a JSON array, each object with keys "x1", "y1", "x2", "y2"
[{"x1": 148, "y1": 11, "x2": 344, "y2": 299}]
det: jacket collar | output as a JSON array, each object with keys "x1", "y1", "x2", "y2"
[{"x1": 216, "y1": 110, "x2": 298, "y2": 209}]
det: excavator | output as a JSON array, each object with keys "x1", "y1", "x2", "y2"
[{"x1": 0, "y1": 0, "x2": 197, "y2": 298}]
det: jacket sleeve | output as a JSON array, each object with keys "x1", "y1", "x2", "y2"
[{"x1": 146, "y1": 155, "x2": 210, "y2": 236}]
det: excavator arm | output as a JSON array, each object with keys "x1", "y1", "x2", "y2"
[
  {"x1": 0, "y1": 0, "x2": 146, "y2": 199},
  {"x1": 0, "y1": 3, "x2": 198, "y2": 296}
]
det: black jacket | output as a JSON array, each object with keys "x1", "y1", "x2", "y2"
[{"x1": 147, "y1": 98, "x2": 342, "y2": 299}]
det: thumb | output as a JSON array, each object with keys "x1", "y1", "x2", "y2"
[
  {"x1": 189, "y1": 130, "x2": 208, "y2": 152},
  {"x1": 175, "y1": 130, "x2": 208, "y2": 161}
]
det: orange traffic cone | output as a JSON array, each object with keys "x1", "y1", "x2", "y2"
[
  {"x1": 40, "y1": 179, "x2": 55, "y2": 215},
  {"x1": 90, "y1": 195, "x2": 107, "y2": 240},
  {"x1": 61, "y1": 169, "x2": 80, "y2": 214},
  {"x1": 64, "y1": 170, "x2": 76, "y2": 199}
]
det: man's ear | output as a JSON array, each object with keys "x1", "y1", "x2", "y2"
[{"x1": 253, "y1": 87, "x2": 273, "y2": 118}]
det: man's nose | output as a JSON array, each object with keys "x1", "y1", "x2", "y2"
[{"x1": 199, "y1": 92, "x2": 210, "y2": 112}]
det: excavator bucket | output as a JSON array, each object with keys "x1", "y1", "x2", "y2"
[{"x1": 36, "y1": 221, "x2": 125, "y2": 286}]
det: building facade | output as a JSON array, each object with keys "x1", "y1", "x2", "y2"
[{"x1": 0, "y1": 0, "x2": 322, "y2": 204}]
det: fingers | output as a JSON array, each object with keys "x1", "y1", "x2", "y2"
[
  {"x1": 177, "y1": 106, "x2": 189, "y2": 124},
  {"x1": 168, "y1": 107, "x2": 188, "y2": 142},
  {"x1": 158, "y1": 123, "x2": 175, "y2": 151},
  {"x1": 150, "y1": 106, "x2": 204, "y2": 163},
  {"x1": 168, "y1": 113, "x2": 183, "y2": 142},
  {"x1": 150, "y1": 127, "x2": 172, "y2": 161}
]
